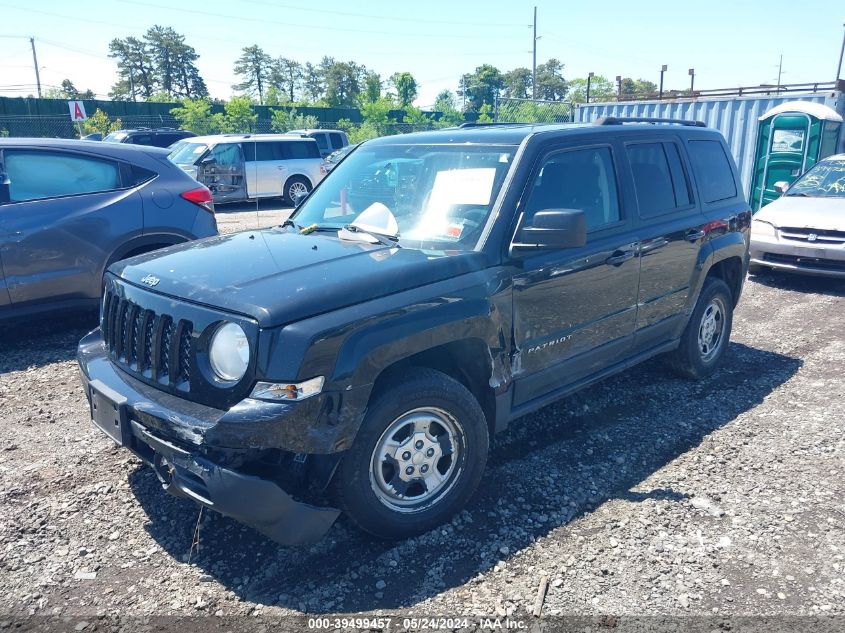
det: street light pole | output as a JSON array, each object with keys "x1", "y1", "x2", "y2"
[
  {"x1": 688, "y1": 68, "x2": 695, "y2": 94},
  {"x1": 616, "y1": 75, "x2": 622, "y2": 100},
  {"x1": 532, "y1": 6, "x2": 538, "y2": 100},
  {"x1": 659, "y1": 64, "x2": 667, "y2": 99},
  {"x1": 586, "y1": 71, "x2": 594, "y2": 104},
  {"x1": 836, "y1": 20, "x2": 845, "y2": 81}
]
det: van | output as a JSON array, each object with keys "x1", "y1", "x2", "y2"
[
  {"x1": 285, "y1": 129, "x2": 349, "y2": 158},
  {"x1": 168, "y1": 134, "x2": 326, "y2": 204}
]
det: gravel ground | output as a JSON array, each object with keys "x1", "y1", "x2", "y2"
[
  {"x1": 212, "y1": 201, "x2": 293, "y2": 234},
  {"x1": 0, "y1": 234, "x2": 843, "y2": 628}
]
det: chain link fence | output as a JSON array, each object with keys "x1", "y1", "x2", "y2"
[{"x1": 496, "y1": 97, "x2": 576, "y2": 124}]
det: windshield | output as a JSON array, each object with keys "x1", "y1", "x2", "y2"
[
  {"x1": 168, "y1": 142, "x2": 209, "y2": 165},
  {"x1": 292, "y1": 143, "x2": 516, "y2": 250},
  {"x1": 103, "y1": 132, "x2": 128, "y2": 143},
  {"x1": 787, "y1": 160, "x2": 845, "y2": 198}
]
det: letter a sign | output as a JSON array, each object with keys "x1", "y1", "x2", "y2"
[{"x1": 68, "y1": 100, "x2": 88, "y2": 122}]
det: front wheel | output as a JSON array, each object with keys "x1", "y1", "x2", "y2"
[
  {"x1": 332, "y1": 368, "x2": 489, "y2": 540},
  {"x1": 665, "y1": 276, "x2": 734, "y2": 379},
  {"x1": 283, "y1": 176, "x2": 311, "y2": 205}
]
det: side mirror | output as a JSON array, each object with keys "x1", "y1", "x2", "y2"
[
  {"x1": 511, "y1": 209, "x2": 587, "y2": 256},
  {"x1": 199, "y1": 156, "x2": 217, "y2": 166},
  {"x1": 0, "y1": 172, "x2": 10, "y2": 204},
  {"x1": 293, "y1": 190, "x2": 309, "y2": 207},
  {"x1": 773, "y1": 181, "x2": 790, "y2": 195}
]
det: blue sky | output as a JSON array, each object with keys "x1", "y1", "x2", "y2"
[{"x1": 1, "y1": 0, "x2": 843, "y2": 106}]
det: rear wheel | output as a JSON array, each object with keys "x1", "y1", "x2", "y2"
[
  {"x1": 666, "y1": 277, "x2": 733, "y2": 379},
  {"x1": 283, "y1": 176, "x2": 311, "y2": 205},
  {"x1": 332, "y1": 368, "x2": 489, "y2": 540}
]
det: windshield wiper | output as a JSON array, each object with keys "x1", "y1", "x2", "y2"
[{"x1": 343, "y1": 224, "x2": 401, "y2": 248}]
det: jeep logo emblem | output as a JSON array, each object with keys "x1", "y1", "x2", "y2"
[{"x1": 140, "y1": 274, "x2": 160, "y2": 287}]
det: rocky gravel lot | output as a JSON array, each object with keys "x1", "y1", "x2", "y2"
[{"x1": 0, "y1": 211, "x2": 843, "y2": 629}]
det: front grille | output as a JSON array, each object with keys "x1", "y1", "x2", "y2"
[
  {"x1": 779, "y1": 227, "x2": 845, "y2": 245},
  {"x1": 763, "y1": 253, "x2": 845, "y2": 272},
  {"x1": 102, "y1": 289, "x2": 194, "y2": 389}
]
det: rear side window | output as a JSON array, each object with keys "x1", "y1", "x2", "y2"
[
  {"x1": 626, "y1": 142, "x2": 691, "y2": 217},
  {"x1": 283, "y1": 141, "x2": 320, "y2": 159},
  {"x1": 4, "y1": 150, "x2": 121, "y2": 202},
  {"x1": 254, "y1": 142, "x2": 283, "y2": 161},
  {"x1": 687, "y1": 140, "x2": 737, "y2": 203},
  {"x1": 129, "y1": 135, "x2": 153, "y2": 146},
  {"x1": 329, "y1": 132, "x2": 344, "y2": 149}
]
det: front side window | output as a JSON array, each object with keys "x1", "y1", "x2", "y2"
[
  {"x1": 786, "y1": 159, "x2": 845, "y2": 198},
  {"x1": 329, "y1": 132, "x2": 344, "y2": 148},
  {"x1": 687, "y1": 140, "x2": 737, "y2": 203},
  {"x1": 311, "y1": 133, "x2": 329, "y2": 151},
  {"x1": 292, "y1": 143, "x2": 516, "y2": 250},
  {"x1": 524, "y1": 146, "x2": 620, "y2": 231},
  {"x1": 4, "y1": 150, "x2": 121, "y2": 202},
  {"x1": 209, "y1": 143, "x2": 242, "y2": 166}
]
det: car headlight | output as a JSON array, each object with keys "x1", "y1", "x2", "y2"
[
  {"x1": 208, "y1": 322, "x2": 249, "y2": 381},
  {"x1": 751, "y1": 219, "x2": 776, "y2": 238}
]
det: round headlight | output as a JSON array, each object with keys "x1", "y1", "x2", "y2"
[{"x1": 209, "y1": 322, "x2": 249, "y2": 382}]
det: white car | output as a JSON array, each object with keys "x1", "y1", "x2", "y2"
[
  {"x1": 750, "y1": 154, "x2": 845, "y2": 278},
  {"x1": 168, "y1": 134, "x2": 326, "y2": 205}
]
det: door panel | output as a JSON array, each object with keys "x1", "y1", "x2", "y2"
[
  {"x1": 511, "y1": 143, "x2": 639, "y2": 407},
  {"x1": 0, "y1": 251, "x2": 10, "y2": 307},
  {"x1": 625, "y1": 140, "x2": 706, "y2": 338},
  {"x1": 0, "y1": 189, "x2": 142, "y2": 306}
]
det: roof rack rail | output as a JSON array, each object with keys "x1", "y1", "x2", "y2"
[
  {"x1": 458, "y1": 121, "x2": 531, "y2": 128},
  {"x1": 595, "y1": 116, "x2": 706, "y2": 127}
]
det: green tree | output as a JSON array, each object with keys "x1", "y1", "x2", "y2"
[
  {"x1": 390, "y1": 72, "x2": 418, "y2": 107},
  {"x1": 81, "y1": 109, "x2": 122, "y2": 136},
  {"x1": 567, "y1": 75, "x2": 615, "y2": 104},
  {"x1": 108, "y1": 36, "x2": 155, "y2": 100},
  {"x1": 43, "y1": 79, "x2": 95, "y2": 100},
  {"x1": 302, "y1": 62, "x2": 325, "y2": 103},
  {"x1": 503, "y1": 67, "x2": 532, "y2": 99},
  {"x1": 144, "y1": 25, "x2": 206, "y2": 98},
  {"x1": 170, "y1": 98, "x2": 219, "y2": 134},
  {"x1": 535, "y1": 59, "x2": 567, "y2": 101},
  {"x1": 363, "y1": 73, "x2": 382, "y2": 103},
  {"x1": 270, "y1": 107, "x2": 319, "y2": 132},
  {"x1": 270, "y1": 57, "x2": 303, "y2": 102},
  {"x1": 233, "y1": 45, "x2": 273, "y2": 104},
  {"x1": 433, "y1": 90, "x2": 464, "y2": 127},
  {"x1": 458, "y1": 64, "x2": 503, "y2": 111},
  {"x1": 323, "y1": 60, "x2": 368, "y2": 107},
  {"x1": 620, "y1": 78, "x2": 658, "y2": 99},
  {"x1": 215, "y1": 95, "x2": 257, "y2": 133}
]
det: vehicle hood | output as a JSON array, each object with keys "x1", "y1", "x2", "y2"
[
  {"x1": 756, "y1": 195, "x2": 845, "y2": 231},
  {"x1": 110, "y1": 228, "x2": 489, "y2": 326}
]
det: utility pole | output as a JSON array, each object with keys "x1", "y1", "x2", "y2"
[
  {"x1": 776, "y1": 54, "x2": 783, "y2": 94},
  {"x1": 532, "y1": 6, "x2": 538, "y2": 100},
  {"x1": 29, "y1": 37, "x2": 42, "y2": 98},
  {"x1": 586, "y1": 72, "x2": 594, "y2": 104},
  {"x1": 836, "y1": 20, "x2": 844, "y2": 81},
  {"x1": 659, "y1": 64, "x2": 667, "y2": 100},
  {"x1": 689, "y1": 68, "x2": 695, "y2": 94},
  {"x1": 616, "y1": 75, "x2": 622, "y2": 101}
]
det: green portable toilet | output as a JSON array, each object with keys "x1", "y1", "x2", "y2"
[{"x1": 750, "y1": 101, "x2": 843, "y2": 211}]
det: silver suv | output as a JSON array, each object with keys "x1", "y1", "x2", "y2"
[
  {"x1": 168, "y1": 134, "x2": 326, "y2": 204},
  {"x1": 285, "y1": 129, "x2": 349, "y2": 158}
]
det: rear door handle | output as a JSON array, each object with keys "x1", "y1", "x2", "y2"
[
  {"x1": 685, "y1": 229, "x2": 706, "y2": 242},
  {"x1": 606, "y1": 250, "x2": 635, "y2": 265}
]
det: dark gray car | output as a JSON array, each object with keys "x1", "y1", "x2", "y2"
[{"x1": 0, "y1": 138, "x2": 218, "y2": 320}]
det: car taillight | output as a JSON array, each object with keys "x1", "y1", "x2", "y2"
[{"x1": 180, "y1": 186, "x2": 214, "y2": 213}]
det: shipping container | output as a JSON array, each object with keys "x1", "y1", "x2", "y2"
[{"x1": 577, "y1": 90, "x2": 845, "y2": 197}]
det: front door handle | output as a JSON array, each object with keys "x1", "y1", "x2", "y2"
[
  {"x1": 606, "y1": 250, "x2": 635, "y2": 266},
  {"x1": 685, "y1": 229, "x2": 706, "y2": 242}
]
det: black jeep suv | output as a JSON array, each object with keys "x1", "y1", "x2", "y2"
[{"x1": 78, "y1": 119, "x2": 751, "y2": 545}]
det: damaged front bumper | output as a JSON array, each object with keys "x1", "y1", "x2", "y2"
[{"x1": 77, "y1": 329, "x2": 340, "y2": 546}]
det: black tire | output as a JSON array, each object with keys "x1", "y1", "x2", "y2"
[
  {"x1": 665, "y1": 276, "x2": 734, "y2": 380},
  {"x1": 332, "y1": 368, "x2": 489, "y2": 540},
  {"x1": 283, "y1": 176, "x2": 311, "y2": 205}
]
